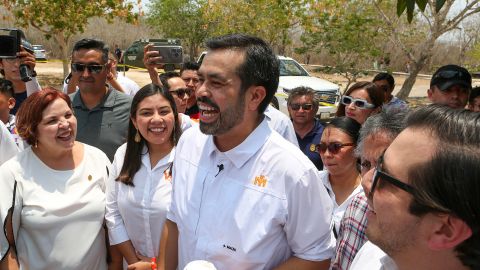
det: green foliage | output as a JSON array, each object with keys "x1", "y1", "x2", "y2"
[{"x1": 397, "y1": 0, "x2": 446, "y2": 22}]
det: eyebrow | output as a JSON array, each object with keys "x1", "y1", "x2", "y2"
[
  {"x1": 138, "y1": 106, "x2": 171, "y2": 111},
  {"x1": 200, "y1": 72, "x2": 229, "y2": 82}
]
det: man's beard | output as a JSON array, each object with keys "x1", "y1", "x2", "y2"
[{"x1": 198, "y1": 93, "x2": 245, "y2": 135}]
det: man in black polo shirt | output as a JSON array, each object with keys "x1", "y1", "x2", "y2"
[{"x1": 68, "y1": 39, "x2": 132, "y2": 161}]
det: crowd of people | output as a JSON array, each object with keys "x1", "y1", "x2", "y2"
[{"x1": 0, "y1": 33, "x2": 478, "y2": 270}]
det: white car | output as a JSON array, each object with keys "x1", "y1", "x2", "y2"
[
  {"x1": 197, "y1": 53, "x2": 340, "y2": 118},
  {"x1": 275, "y1": 56, "x2": 340, "y2": 119},
  {"x1": 33, "y1": 45, "x2": 47, "y2": 61}
]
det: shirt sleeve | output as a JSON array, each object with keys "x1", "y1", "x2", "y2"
[
  {"x1": 281, "y1": 118, "x2": 299, "y2": 147},
  {"x1": 26, "y1": 77, "x2": 42, "y2": 96},
  {"x1": 0, "y1": 122, "x2": 19, "y2": 166},
  {"x1": 0, "y1": 161, "x2": 22, "y2": 260},
  {"x1": 105, "y1": 149, "x2": 130, "y2": 245},
  {"x1": 283, "y1": 168, "x2": 336, "y2": 261}
]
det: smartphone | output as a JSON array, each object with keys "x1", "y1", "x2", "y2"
[{"x1": 149, "y1": 45, "x2": 183, "y2": 65}]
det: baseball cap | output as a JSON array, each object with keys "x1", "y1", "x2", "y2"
[{"x1": 430, "y1": 65, "x2": 472, "y2": 91}]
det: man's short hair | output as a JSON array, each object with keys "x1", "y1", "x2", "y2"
[
  {"x1": 72, "y1": 38, "x2": 109, "y2": 63},
  {"x1": 405, "y1": 104, "x2": 480, "y2": 269},
  {"x1": 287, "y1": 86, "x2": 320, "y2": 112},
  {"x1": 0, "y1": 78, "x2": 14, "y2": 98},
  {"x1": 159, "y1": 71, "x2": 180, "y2": 90},
  {"x1": 430, "y1": 65, "x2": 472, "y2": 91},
  {"x1": 354, "y1": 109, "x2": 407, "y2": 157},
  {"x1": 468, "y1": 86, "x2": 480, "y2": 104},
  {"x1": 205, "y1": 34, "x2": 279, "y2": 113},
  {"x1": 372, "y1": 72, "x2": 395, "y2": 90},
  {"x1": 181, "y1": 61, "x2": 200, "y2": 74}
]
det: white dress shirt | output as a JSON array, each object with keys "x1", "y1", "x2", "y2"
[
  {"x1": 117, "y1": 74, "x2": 140, "y2": 96},
  {"x1": 168, "y1": 119, "x2": 335, "y2": 270},
  {"x1": 0, "y1": 144, "x2": 110, "y2": 270},
  {"x1": 264, "y1": 105, "x2": 299, "y2": 146},
  {"x1": 350, "y1": 241, "x2": 398, "y2": 270},
  {"x1": 106, "y1": 143, "x2": 174, "y2": 258},
  {"x1": 0, "y1": 121, "x2": 18, "y2": 165},
  {"x1": 320, "y1": 170, "x2": 363, "y2": 235},
  {"x1": 180, "y1": 113, "x2": 197, "y2": 132}
]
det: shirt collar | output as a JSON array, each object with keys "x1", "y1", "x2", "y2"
[
  {"x1": 140, "y1": 145, "x2": 176, "y2": 171},
  {"x1": 72, "y1": 85, "x2": 116, "y2": 110},
  {"x1": 205, "y1": 118, "x2": 272, "y2": 169}
]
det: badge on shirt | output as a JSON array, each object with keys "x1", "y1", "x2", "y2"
[
  {"x1": 253, "y1": 175, "x2": 267, "y2": 188},
  {"x1": 309, "y1": 143, "x2": 316, "y2": 152}
]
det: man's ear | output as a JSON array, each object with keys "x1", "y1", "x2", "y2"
[
  {"x1": 427, "y1": 88, "x2": 434, "y2": 101},
  {"x1": 8, "y1": 97, "x2": 15, "y2": 110},
  {"x1": 246, "y1": 86, "x2": 266, "y2": 112},
  {"x1": 427, "y1": 214, "x2": 472, "y2": 251}
]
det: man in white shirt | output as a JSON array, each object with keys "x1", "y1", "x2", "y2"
[
  {"x1": 160, "y1": 34, "x2": 335, "y2": 270},
  {"x1": 360, "y1": 105, "x2": 479, "y2": 270}
]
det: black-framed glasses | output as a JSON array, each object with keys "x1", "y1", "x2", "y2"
[
  {"x1": 170, "y1": 88, "x2": 191, "y2": 99},
  {"x1": 341, "y1": 96, "x2": 375, "y2": 109},
  {"x1": 371, "y1": 152, "x2": 415, "y2": 196},
  {"x1": 71, "y1": 63, "x2": 106, "y2": 74},
  {"x1": 290, "y1": 103, "x2": 313, "y2": 111},
  {"x1": 315, "y1": 142, "x2": 355, "y2": 154}
]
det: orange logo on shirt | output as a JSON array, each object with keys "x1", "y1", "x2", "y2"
[{"x1": 253, "y1": 175, "x2": 267, "y2": 187}]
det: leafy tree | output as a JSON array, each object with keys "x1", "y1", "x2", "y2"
[
  {"x1": 298, "y1": 0, "x2": 385, "y2": 91},
  {"x1": 375, "y1": 0, "x2": 480, "y2": 99},
  {"x1": 146, "y1": 0, "x2": 210, "y2": 60},
  {"x1": 397, "y1": 0, "x2": 447, "y2": 22},
  {"x1": 1, "y1": 0, "x2": 137, "y2": 77}
]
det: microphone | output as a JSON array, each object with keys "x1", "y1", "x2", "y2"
[{"x1": 215, "y1": 164, "x2": 224, "y2": 177}]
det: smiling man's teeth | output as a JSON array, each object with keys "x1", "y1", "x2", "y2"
[{"x1": 198, "y1": 104, "x2": 216, "y2": 111}]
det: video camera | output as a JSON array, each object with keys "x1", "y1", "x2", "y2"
[{"x1": 0, "y1": 28, "x2": 35, "y2": 82}]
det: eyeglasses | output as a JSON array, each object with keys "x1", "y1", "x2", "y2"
[
  {"x1": 170, "y1": 88, "x2": 192, "y2": 99},
  {"x1": 341, "y1": 96, "x2": 375, "y2": 109},
  {"x1": 371, "y1": 152, "x2": 415, "y2": 197},
  {"x1": 290, "y1": 103, "x2": 313, "y2": 111},
  {"x1": 71, "y1": 63, "x2": 106, "y2": 74},
  {"x1": 315, "y1": 142, "x2": 355, "y2": 154}
]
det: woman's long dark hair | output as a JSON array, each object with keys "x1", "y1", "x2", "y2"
[{"x1": 116, "y1": 83, "x2": 182, "y2": 186}]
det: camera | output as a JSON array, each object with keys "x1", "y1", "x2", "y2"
[
  {"x1": 0, "y1": 28, "x2": 35, "y2": 82},
  {"x1": 149, "y1": 43, "x2": 183, "y2": 65}
]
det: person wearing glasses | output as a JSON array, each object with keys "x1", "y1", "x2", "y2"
[
  {"x1": 287, "y1": 86, "x2": 324, "y2": 170},
  {"x1": 68, "y1": 38, "x2": 132, "y2": 161},
  {"x1": 159, "y1": 71, "x2": 197, "y2": 132},
  {"x1": 106, "y1": 84, "x2": 182, "y2": 270},
  {"x1": 372, "y1": 72, "x2": 408, "y2": 113},
  {"x1": 331, "y1": 110, "x2": 406, "y2": 270},
  {"x1": 336, "y1": 82, "x2": 384, "y2": 125},
  {"x1": 351, "y1": 105, "x2": 480, "y2": 270},
  {"x1": 316, "y1": 116, "x2": 362, "y2": 238},
  {"x1": 427, "y1": 65, "x2": 471, "y2": 109},
  {"x1": 0, "y1": 89, "x2": 112, "y2": 269}
]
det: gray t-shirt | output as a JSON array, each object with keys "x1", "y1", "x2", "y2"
[{"x1": 70, "y1": 88, "x2": 132, "y2": 161}]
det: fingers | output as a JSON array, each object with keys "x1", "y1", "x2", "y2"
[
  {"x1": 143, "y1": 43, "x2": 164, "y2": 69},
  {"x1": 17, "y1": 47, "x2": 36, "y2": 70}
]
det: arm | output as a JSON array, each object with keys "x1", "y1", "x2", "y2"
[
  {"x1": 143, "y1": 44, "x2": 163, "y2": 87},
  {"x1": 18, "y1": 47, "x2": 41, "y2": 95},
  {"x1": 158, "y1": 219, "x2": 178, "y2": 270},
  {"x1": 274, "y1": 257, "x2": 330, "y2": 270},
  {"x1": 0, "y1": 213, "x2": 19, "y2": 270}
]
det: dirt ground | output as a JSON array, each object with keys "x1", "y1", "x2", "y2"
[{"x1": 35, "y1": 60, "x2": 471, "y2": 107}]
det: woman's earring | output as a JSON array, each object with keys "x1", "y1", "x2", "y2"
[
  {"x1": 134, "y1": 129, "x2": 141, "y2": 143},
  {"x1": 34, "y1": 140, "x2": 38, "y2": 148}
]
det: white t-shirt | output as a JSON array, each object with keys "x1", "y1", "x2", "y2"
[
  {"x1": 117, "y1": 74, "x2": 140, "y2": 96},
  {"x1": 180, "y1": 113, "x2": 197, "y2": 132},
  {"x1": 168, "y1": 120, "x2": 335, "y2": 269},
  {"x1": 0, "y1": 144, "x2": 110, "y2": 270},
  {"x1": 106, "y1": 143, "x2": 174, "y2": 258},
  {"x1": 264, "y1": 105, "x2": 299, "y2": 146},
  {"x1": 350, "y1": 241, "x2": 398, "y2": 270},
  {"x1": 320, "y1": 170, "x2": 363, "y2": 235},
  {"x1": 0, "y1": 121, "x2": 18, "y2": 165}
]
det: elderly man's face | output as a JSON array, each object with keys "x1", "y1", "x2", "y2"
[{"x1": 288, "y1": 95, "x2": 316, "y2": 126}]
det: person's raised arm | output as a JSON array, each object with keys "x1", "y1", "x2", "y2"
[{"x1": 143, "y1": 44, "x2": 163, "y2": 87}]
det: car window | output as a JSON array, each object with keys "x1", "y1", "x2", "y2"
[{"x1": 279, "y1": 59, "x2": 309, "y2": 76}]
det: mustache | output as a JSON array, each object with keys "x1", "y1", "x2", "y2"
[{"x1": 197, "y1": 96, "x2": 219, "y2": 110}]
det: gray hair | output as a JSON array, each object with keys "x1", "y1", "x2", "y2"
[
  {"x1": 287, "y1": 86, "x2": 320, "y2": 111},
  {"x1": 354, "y1": 109, "x2": 408, "y2": 157}
]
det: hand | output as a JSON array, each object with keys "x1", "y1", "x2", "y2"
[
  {"x1": 143, "y1": 44, "x2": 164, "y2": 70},
  {"x1": 18, "y1": 46, "x2": 36, "y2": 70},
  {"x1": 127, "y1": 261, "x2": 152, "y2": 270}
]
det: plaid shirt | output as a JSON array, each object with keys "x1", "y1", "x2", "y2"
[{"x1": 331, "y1": 192, "x2": 368, "y2": 270}]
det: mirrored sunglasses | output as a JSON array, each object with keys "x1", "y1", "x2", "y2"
[
  {"x1": 341, "y1": 96, "x2": 375, "y2": 109},
  {"x1": 71, "y1": 63, "x2": 106, "y2": 74}
]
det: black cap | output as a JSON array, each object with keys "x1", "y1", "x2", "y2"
[{"x1": 430, "y1": 65, "x2": 472, "y2": 91}]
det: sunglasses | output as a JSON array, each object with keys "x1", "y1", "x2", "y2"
[
  {"x1": 371, "y1": 152, "x2": 415, "y2": 197},
  {"x1": 71, "y1": 63, "x2": 106, "y2": 74},
  {"x1": 290, "y1": 103, "x2": 313, "y2": 111},
  {"x1": 341, "y1": 96, "x2": 375, "y2": 109},
  {"x1": 315, "y1": 142, "x2": 355, "y2": 154},
  {"x1": 170, "y1": 88, "x2": 192, "y2": 99}
]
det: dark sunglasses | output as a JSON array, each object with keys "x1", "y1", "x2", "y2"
[
  {"x1": 341, "y1": 96, "x2": 375, "y2": 109},
  {"x1": 290, "y1": 103, "x2": 313, "y2": 111},
  {"x1": 71, "y1": 63, "x2": 106, "y2": 74},
  {"x1": 170, "y1": 88, "x2": 192, "y2": 99},
  {"x1": 315, "y1": 142, "x2": 355, "y2": 154},
  {"x1": 371, "y1": 152, "x2": 415, "y2": 197}
]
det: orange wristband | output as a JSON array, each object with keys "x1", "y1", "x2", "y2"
[{"x1": 151, "y1": 257, "x2": 157, "y2": 270}]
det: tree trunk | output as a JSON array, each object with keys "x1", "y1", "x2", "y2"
[
  {"x1": 54, "y1": 31, "x2": 70, "y2": 79},
  {"x1": 396, "y1": 60, "x2": 425, "y2": 100}
]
